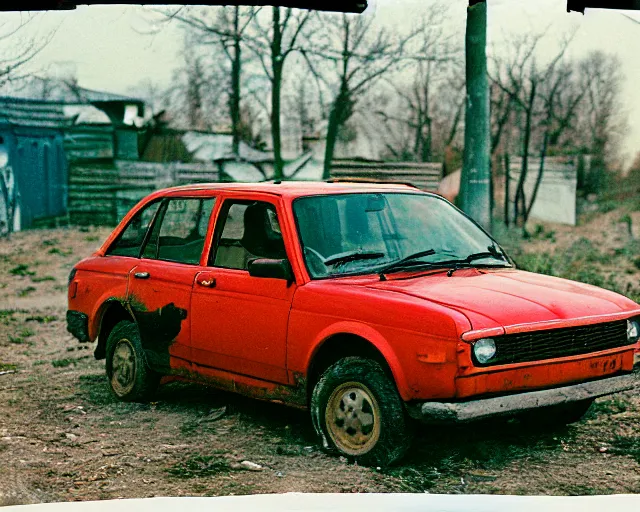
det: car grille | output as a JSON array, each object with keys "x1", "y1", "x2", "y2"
[{"x1": 477, "y1": 320, "x2": 632, "y2": 366}]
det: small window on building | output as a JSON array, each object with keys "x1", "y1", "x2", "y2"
[
  {"x1": 144, "y1": 197, "x2": 216, "y2": 265},
  {"x1": 106, "y1": 200, "x2": 162, "y2": 258}
]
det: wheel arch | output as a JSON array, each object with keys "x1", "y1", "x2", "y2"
[
  {"x1": 304, "y1": 322, "x2": 410, "y2": 403},
  {"x1": 94, "y1": 298, "x2": 135, "y2": 360}
]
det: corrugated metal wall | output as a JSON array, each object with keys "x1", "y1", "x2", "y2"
[{"x1": 330, "y1": 160, "x2": 443, "y2": 191}]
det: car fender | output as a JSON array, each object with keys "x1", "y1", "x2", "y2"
[
  {"x1": 90, "y1": 294, "x2": 133, "y2": 341},
  {"x1": 305, "y1": 320, "x2": 411, "y2": 401}
]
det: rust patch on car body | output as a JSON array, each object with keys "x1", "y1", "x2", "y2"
[{"x1": 127, "y1": 297, "x2": 188, "y2": 373}]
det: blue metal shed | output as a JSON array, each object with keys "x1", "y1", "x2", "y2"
[{"x1": 0, "y1": 98, "x2": 74, "y2": 230}]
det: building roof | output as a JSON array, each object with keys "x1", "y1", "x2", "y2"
[
  {"x1": 0, "y1": 77, "x2": 144, "y2": 107},
  {"x1": 0, "y1": 97, "x2": 75, "y2": 129},
  {"x1": 183, "y1": 131, "x2": 273, "y2": 163}
]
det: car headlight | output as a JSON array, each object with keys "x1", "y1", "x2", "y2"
[
  {"x1": 473, "y1": 338, "x2": 497, "y2": 364},
  {"x1": 628, "y1": 319, "x2": 640, "y2": 344}
]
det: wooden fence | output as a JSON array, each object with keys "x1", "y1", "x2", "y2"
[
  {"x1": 68, "y1": 160, "x2": 220, "y2": 225},
  {"x1": 65, "y1": 126, "x2": 444, "y2": 227},
  {"x1": 330, "y1": 160, "x2": 443, "y2": 191}
]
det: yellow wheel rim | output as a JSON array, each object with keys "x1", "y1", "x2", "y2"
[
  {"x1": 325, "y1": 381, "x2": 381, "y2": 456},
  {"x1": 111, "y1": 338, "x2": 136, "y2": 397}
]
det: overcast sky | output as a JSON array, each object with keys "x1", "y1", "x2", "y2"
[{"x1": 2, "y1": 0, "x2": 640, "y2": 164}]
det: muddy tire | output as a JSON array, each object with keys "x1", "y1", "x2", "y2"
[
  {"x1": 105, "y1": 320, "x2": 160, "y2": 402},
  {"x1": 310, "y1": 357, "x2": 413, "y2": 467},
  {"x1": 519, "y1": 399, "x2": 594, "y2": 428}
]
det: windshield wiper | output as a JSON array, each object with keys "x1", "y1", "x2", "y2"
[
  {"x1": 324, "y1": 250, "x2": 385, "y2": 267},
  {"x1": 378, "y1": 249, "x2": 436, "y2": 280},
  {"x1": 441, "y1": 248, "x2": 510, "y2": 277}
]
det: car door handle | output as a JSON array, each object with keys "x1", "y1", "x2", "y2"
[
  {"x1": 197, "y1": 278, "x2": 216, "y2": 288},
  {"x1": 134, "y1": 272, "x2": 150, "y2": 279}
]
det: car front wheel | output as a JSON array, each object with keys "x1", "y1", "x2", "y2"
[
  {"x1": 105, "y1": 320, "x2": 160, "y2": 402},
  {"x1": 310, "y1": 357, "x2": 413, "y2": 467}
]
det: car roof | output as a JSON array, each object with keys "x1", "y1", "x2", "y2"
[{"x1": 149, "y1": 181, "x2": 434, "y2": 200}]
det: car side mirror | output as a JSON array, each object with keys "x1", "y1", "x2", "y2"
[{"x1": 248, "y1": 258, "x2": 294, "y2": 283}]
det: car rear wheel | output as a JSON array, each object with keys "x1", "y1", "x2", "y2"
[
  {"x1": 310, "y1": 357, "x2": 413, "y2": 467},
  {"x1": 105, "y1": 320, "x2": 160, "y2": 402}
]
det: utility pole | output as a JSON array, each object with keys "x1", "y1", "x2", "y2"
[{"x1": 459, "y1": 0, "x2": 491, "y2": 232}]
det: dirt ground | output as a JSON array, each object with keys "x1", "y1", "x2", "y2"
[{"x1": 1, "y1": 218, "x2": 640, "y2": 505}]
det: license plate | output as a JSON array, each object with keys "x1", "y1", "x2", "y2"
[{"x1": 588, "y1": 354, "x2": 624, "y2": 374}]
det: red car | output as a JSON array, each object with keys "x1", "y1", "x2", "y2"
[{"x1": 67, "y1": 182, "x2": 640, "y2": 466}]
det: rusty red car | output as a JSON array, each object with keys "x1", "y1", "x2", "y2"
[{"x1": 66, "y1": 181, "x2": 640, "y2": 466}]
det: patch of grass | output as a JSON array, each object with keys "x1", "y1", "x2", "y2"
[
  {"x1": 42, "y1": 239, "x2": 58, "y2": 247},
  {"x1": 598, "y1": 200, "x2": 618, "y2": 214},
  {"x1": 510, "y1": 234, "x2": 640, "y2": 299},
  {"x1": 166, "y1": 454, "x2": 230, "y2": 479},
  {"x1": 77, "y1": 373, "x2": 115, "y2": 405},
  {"x1": 33, "y1": 360, "x2": 47, "y2": 366},
  {"x1": 0, "y1": 310, "x2": 16, "y2": 325},
  {"x1": 9, "y1": 264, "x2": 35, "y2": 277},
  {"x1": 588, "y1": 398, "x2": 628, "y2": 417},
  {"x1": 51, "y1": 358, "x2": 76, "y2": 368},
  {"x1": 527, "y1": 224, "x2": 556, "y2": 242},
  {"x1": 85, "y1": 235, "x2": 100, "y2": 242},
  {"x1": 17, "y1": 286, "x2": 37, "y2": 297},
  {"x1": 383, "y1": 423, "x2": 567, "y2": 492},
  {"x1": 0, "y1": 362, "x2": 17, "y2": 371},
  {"x1": 48, "y1": 247, "x2": 72, "y2": 256},
  {"x1": 610, "y1": 435, "x2": 640, "y2": 463},
  {"x1": 19, "y1": 327, "x2": 35, "y2": 338},
  {"x1": 26, "y1": 315, "x2": 58, "y2": 323},
  {"x1": 31, "y1": 275, "x2": 56, "y2": 283},
  {"x1": 8, "y1": 335, "x2": 24, "y2": 344}
]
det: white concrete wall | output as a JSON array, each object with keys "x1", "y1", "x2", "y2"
[{"x1": 508, "y1": 157, "x2": 578, "y2": 226}]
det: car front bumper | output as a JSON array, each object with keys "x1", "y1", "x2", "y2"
[
  {"x1": 406, "y1": 371, "x2": 640, "y2": 424},
  {"x1": 66, "y1": 310, "x2": 90, "y2": 343}
]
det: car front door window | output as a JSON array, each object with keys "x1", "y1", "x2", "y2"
[
  {"x1": 142, "y1": 197, "x2": 216, "y2": 265},
  {"x1": 106, "y1": 200, "x2": 161, "y2": 258}
]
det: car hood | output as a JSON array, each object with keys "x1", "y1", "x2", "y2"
[{"x1": 359, "y1": 268, "x2": 640, "y2": 332}]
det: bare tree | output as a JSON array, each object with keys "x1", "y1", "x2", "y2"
[
  {"x1": 374, "y1": 6, "x2": 461, "y2": 167},
  {"x1": 489, "y1": 30, "x2": 575, "y2": 227},
  {"x1": 304, "y1": 13, "x2": 421, "y2": 179},
  {"x1": 0, "y1": 14, "x2": 52, "y2": 88},
  {"x1": 286, "y1": 70, "x2": 322, "y2": 153},
  {"x1": 375, "y1": 63, "x2": 464, "y2": 169},
  {"x1": 159, "y1": 6, "x2": 258, "y2": 154},
  {"x1": 577, "y1": 51, "x2": 625, "y2": 193},
  {"x1": 243, "y1": 7, "x2": 313, "y2": 179},
  {"x1": 525, "y1": 59, "x2": 586, "y2": 223}
]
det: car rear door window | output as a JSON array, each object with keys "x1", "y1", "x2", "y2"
[
  {"x1": 106, "y1": 200, "x2": 161, "y2": 258},
  {"x1": 143, "y1": 197, "x2": 216, "y2": 265},
  {"x1": 211, "y1": 200, "x2": 286, "y2": 270}
]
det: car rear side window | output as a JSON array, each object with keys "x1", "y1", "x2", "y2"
[
  {"x1": 211, "y1": 200, "x2": 286, "y2": 270},
  {"x1": 106, "y1": 200, "x2": 161, "y2": 258},
  {"x1": 143, "y1": 197, "x2": 216, "y2": 265}
]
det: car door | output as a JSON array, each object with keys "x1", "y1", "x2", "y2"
[
  {"x1": 127, "y1": 196, "x2": 216, "y2": 374},
  {"x1": 190, "y1": 197, "x2": 296, "y2": 384}
]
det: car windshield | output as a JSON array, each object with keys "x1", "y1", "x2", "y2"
[{"x1": 294, "y1": 192, "x2": 509, "y2": 278}]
